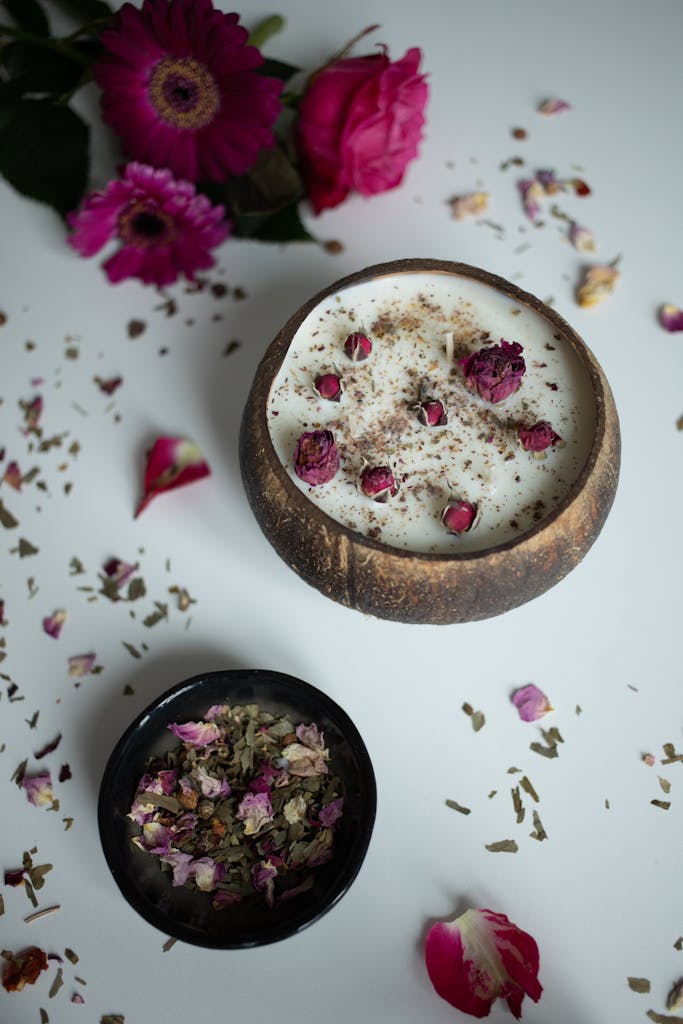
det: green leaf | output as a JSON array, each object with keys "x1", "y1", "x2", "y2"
[
  {"x1": 0, "y1": 95, "x2": 88, "y2": 216},
  {"x1": 2, "y1": 40, "x2": 98, "y2": 95},
  {"x1": 247, "y1": 14, "x2": 285, "y2": 50},
  {"x1": 1, "y1": 0, "x2": 50, "y2": 36},
  {"x1": 258, "y1": 57, "x2": 300, "y2": 83},
  {"x1": 231, "y1": 200, "x2": 315, "y2": 244},
  {"x1": 42, "y1": 0, "x2": 112, "y2": 19},
  {"x1": 223, "y1": 145, "x2": 303, "y2": 216}
]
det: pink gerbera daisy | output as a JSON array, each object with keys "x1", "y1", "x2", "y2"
[
  {"x1": 93, "y1": 0, "x2": 284, "y2": 182},
  {"x1": 67, "y1": 162, "x2": 230, "y2": 287}
]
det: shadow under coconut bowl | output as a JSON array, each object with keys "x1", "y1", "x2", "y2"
[
  {"x1": 98, "y1": 669, "x2": 377, "y2": 948},
  {"x1": 240, "y1": 259, "x2": 620, "y2": 625}
]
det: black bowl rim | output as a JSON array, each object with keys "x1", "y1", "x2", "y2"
[{"x1": 98, "y1": 668, "x2": 377, "y2": 948}]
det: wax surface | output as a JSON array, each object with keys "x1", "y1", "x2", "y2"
[{"x1": 267, "y1": 272, "x2": 596, "y2": 553}]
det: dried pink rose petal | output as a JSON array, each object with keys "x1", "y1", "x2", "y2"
[
  {"x1": 94, "y1": 375, "x2": 123, "y2": 395},
  {"x1": 68, "y1": 652, "x2": 96, "y2": 677},
  {"x1": 3, "y1": 461, "x2": 22, "y2": 491},
  {"x1": 160, "y1": 851, "x2": 194, "y2": 886},
  {"x1": 135, "y1": 436, "x2": 211, "y2": 517},
  {"x1": 642, "y1": 753, "x2": 655, "y2": 767},
  {"x1": 20, "y1": 771, "x2": 54, "y2": 807},
  {"x1": 192, "y1": 857, "x2": 225, "y2": 892},
  {"x1": 442, "y1": 500, "x2": 477, "y2": 536},
  {"x1": 659, "y1": 304, "x2": 683, "y2": 332},
  {"x1": 21, "y1": 395, "x2": 43, "y2": 435},
  {"x1": 294, "y1": 429, "x2": 340, "y2": 486},
  {"x1": 103, "y1": 557, "x2": 139, "y2": 591},
  {"x1": 360, "y1": 465, "x2": 398, "y2": 502},
  {"x1": 236, "y1": 791, "x2": 273, "y2": 836},
  {"x1": 319, "y1": 796, "x2": 344, "y2": 827},
  {"x1": 343, "y1": 331, "x2": 372, "y2": 361},
  {"x1": 518, "y1": 179, "x2": 544, "y2": 222},
  {"x1": 460, "y1": 340, "x2": 526, "y2": 404},
  {"x1": 43, "y1": 609, "x2": 67, "y2": 639},
  {"x1": 518, "y1": 421, "x2": 561, "y2": 453},
  {"x1": 569, "y1": 222, "x2": 596, "y2": 253},
  {"x1": 314, "y1": 373, "x2": 343, "y2": 402},
  {"x1": 192, "y1": 765, "x2": 230, "y2": 798},
  {"x1": 281, "y1": 741, "x2": 329, "y2": 777},
  {"x1": 425, "y1": 907, "x2": 542, "y2": 1019},
  {"x1": 71, "y1": 992, "x2": 85, "y2": 1004},
  {"x1": 295, "y1": 722, "x2": 326, "y2": 751},
  {"x1": 537, "y1": 97, "x2": 571, "y2": 115},
  {"x1": 252, "y1": 859, "x2": 278, "y2": 907},
  {"x1": 536, "y1": 169, "x2": 563, "y2": 195},
  {"x1": 449, "y1": 192, "x2": 489, "y2": 220},
  {"x1": 167, "y1": 720, "x2": 221, "y2": 747},
  {"x1": 511, "y1": 684, "x2": 553, "y2": 722},
  {"x1": 577, "y1": 264, "x2": 620, "y2": 307},
  {"x1": 416, "y1": 398, "x2": 447, "y2": 426}
]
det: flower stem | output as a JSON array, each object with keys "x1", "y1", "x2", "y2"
[
  {"x1": 0, "y1": 24, "x2": 91, "y2": 65},
  {"x1": 247, "y1": 15, "x2": 285, "y2": 51}
]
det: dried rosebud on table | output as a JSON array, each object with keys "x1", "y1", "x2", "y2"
[
  {"x1": 659, "y1": 304, "x2": 683, "y2": 332},
  {"x1": 459, "y1": 340, "x2": 526, "y2": 404},
  {"x1": 343, "y1": 331, "x2": 372, "y2": 361},
  {"x1": 577, "y1": 264, "x2": 620, "y2": 308},
  {"x1": 294, "y1": 430, "x2": 340, "y2": 485},
  {"x1": 360, "y1": 465, "x2": 398, "y2": 502},
  {"x1": 425, "y1": 907, "x2": 542, "y2": 1018}
]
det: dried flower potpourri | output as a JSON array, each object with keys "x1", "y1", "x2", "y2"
[{"x1": 129, "y1": 703, "x2": 344, "y2": 908}]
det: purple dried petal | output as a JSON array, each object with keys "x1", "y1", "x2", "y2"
[
  {"x1": 569, "y1": 222, "x2": 596, "y2": 253},
  {"x1": 192, "y1": 857, "x2": 225, "y2": 892},
  {"x1": 236, "y1": 791, "x2": 273, "y2": 835},
  {"x1": 518, "y1": 421, "x2": 561, "y2": 452},
  {"x1": 167, "y1": 721, "x2": 221, "y2": 747},
  {"x1": 319, "y1": 797, "x2": 344, "y2": 827},
  {"x1": 538, "y1": 97, "x2": 571, "y2": 115},
  {"x1": 160, "y1": 852, "x2": 195, "y2": 886},
  {"x1": 518, "y1": 179, "x2": 544, "y2": 221},
  {"x1": 193, "y1": 765, "x2": 230, "y2": 798},
  {"x1": 68, "y1": 653, "x2": 96, "y2": 677},
  {"x1": 42, "y1": 610, "x2": 67, "y2": 639},
  {"x1": 511, "y1": 684, "x2": 553, "y2": 722},
  {"x1": 660, "y1": 304, "x2": 683, "y2": 332},
  {"x1": 34, "y1": 733, "x2": 62, "y2": 759},
  {"x1": 20, "y1": 771, "x2": 54, "y2": 807}
]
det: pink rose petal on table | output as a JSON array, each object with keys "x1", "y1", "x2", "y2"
[
  {"x1": 449, "y1": 192, "x2": 490, "y2": 220},
  {"x1": 71, "y1": 992, "x2": 85, "y2": 1004},
  {"x1": 135, "y1": 436, "x2": 211, "y2": 517},
  {"x1": 425, "y1": 907, "x2": 542, "y2": 1019},
  {"x1": 103, "y1": 557, "x2": 139, "y2": 592},
  {"x1": 511, "y1": 684, "x2": 553, "y2": 722},
  {"x1": 3, "y1": 461, "x2": 22, "y2": 491},
  {"x1": 518, "y1": 179, "x2": 544, "y2": 221},
  {"x1": 659, "y1": 304, "x2": 683, "y2": 332},
  {"x1": 68, "y1": 652, "x2": 97, "y2": 677},
  {"x1": 167, "y1": 720, "x2": 221, "y2": 747},
  {"x1": 43, "y1": 609, "x2": 67, "y2": 639},
  {"x1": 192, "y1": 857, "x2": 225, "y2": 892},
  {"x1": 20, "y1": 771, "x2": 54, "y2": 808},
  {"x1": 537, "y1": 97, "x2": 571, "y2": 115},
  {"x1": 569, "y1": 222, "x2": 596, "y2": 253}
]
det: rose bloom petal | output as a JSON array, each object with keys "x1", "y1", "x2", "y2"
[
  {"x1": 192, "y1": 856, "x2": 225, "y2": 892},
  {"x1": 43, "y1": 609, "x2": 67, "y2": 639},
  {"x1": 537, "y1": 97, "x2": 571, "y2": 115},
  {"x1": 3, "y1": 460, "x2": 22, "y2": 490},
  {"x1": 577, "y1": 264, "x2": 620, "y2": 307},
  {"x1": 20, "y1": 771, "x2": 54, "y2": 807},
  {"x1": 449, "y1": 192, "x2": 489, "y2": 220},
  {"x1": 518, "y1": 179, "x2": 544, "y2": 222},
  {"x1": 237, "y1": 791, "x2": 274, "y2": 835},
  {"x1": 511, "y1": 684, "x2": 553, "y2": 722},
  {"x1": 167, "y1": 720, "x2": 221, "y2": 747},
  {"x1": 660, "y1": 304, "x2": 683, "y2": 332},
  {"x1": 569, "y1": 222, "x2": 595, "y2": 253},
  {"x1": 319, "y1": 796, "x2": 344, "y2": 827},
  {"x1": 425, "y1": 908, "x2": 542, "y2": 1020},
  {"x1": 135, "y1": 435, "x2": 211, "y2": 516}
]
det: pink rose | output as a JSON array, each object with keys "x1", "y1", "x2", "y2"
[{"x1": 296, "y1": 46, "x2": 428, "y2": 214}]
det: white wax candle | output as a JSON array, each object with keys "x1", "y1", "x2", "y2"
[{"x1": 267, "y1": 271, "x2": 596, "y2": 554}]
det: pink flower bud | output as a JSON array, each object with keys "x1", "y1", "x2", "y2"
[
  {"x1": 343, "y1": 331, "x2": 372, "y2": 361},
  {"x1": 441, "y1": 500, "x2": 477, "y2": 535},
  {"x1": 518, "y1": 421, "x2": 561, "y2": 452},
  {"x1": 294, "y1": 430, "x2": 340, "y2": 485},
  {"x1": 416, "y1": 398, "x2": 447, "y2": 426},
  {"x1": 460, "y1": 339, "x2": 526, "y2": 404},
  {"x1": 314, "y1": 373, "x2": 342, "y2": 402},
  {"x1": 360, "y1": 465, "x2": 398, "y2": 502}
]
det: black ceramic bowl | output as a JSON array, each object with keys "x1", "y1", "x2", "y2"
[{"x1": 98, "y1": 669, "x2": 376, "y2": 948}]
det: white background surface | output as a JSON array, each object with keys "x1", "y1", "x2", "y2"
[{"x1": 1, "y1": 1, "x2": 682, "y2": 1022}]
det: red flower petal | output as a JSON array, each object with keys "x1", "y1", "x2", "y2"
[
  {"x1": 2, "y1": 947, "x2": 49, "y2": 992},
  {"x1": 426, "y1": 908, "x2": 542, "y2": 1019},
  {"x1": 135, "y1": 436, "x2": 211, "y2": 517}
]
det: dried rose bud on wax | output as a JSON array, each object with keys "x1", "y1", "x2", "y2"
[
  {"x1": 518, "y1": 421, "x2": 561, "y2": 452},
  {"x1": 343, "y1": 331, "x2": 372, "y2": 361},
  {"x1": 294, "y1": 430, "x2": 340, "y2": 485},
  {"x1": 314, "y1": 373, "x2": 343, "y2": 402},
  {"x1": 441, "y1": 500, "x2": 477, "y2": 535},
  {"x1": 360, "y1": 466, "x2": 398, "y2": 502},
  {"x1": 460, "y1": 340, "x2": 526, "y2": 404},
  {"x1": 416, "y1": 398, "x2": 447, "y2": 426}
]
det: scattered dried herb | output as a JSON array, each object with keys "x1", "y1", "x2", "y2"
[
  {"x1": 34, "y1": 734, "x2": 62, "y2": 759},
  {"x1": 675, "y1": 937, "x2": 683, "y2": 951},
  {"x1": 122, "y1": 642, "x2": 142, "y2": 660},
  {"x1": 659, "y1": 777, "x2": 672, "y2": 794},
  {"x1": 40, "y1": 1009, "x2": 49, "y2": 1023},
  {"x1": 223, "y1": 340, "x2": 241, "y2": 357},
  {"x1": 485, "y1": 840, "x2": 518, "y2": 853},
  {"x1": 662, "y1": 743, "x2": 683, "y2": 765},
  {"x1": 646, "y1": 1012, "x2": 683, "y2": 1023},
  {"x1": 162, "y1": 937, "x2": 177, "y2": 952},
  {"x1": 667, "y1": 979, "x2": 683, "y2": 1012},
  {"x1": 62, "y1": 818, "x2": 74, "y2": 830},
  {"x1": 445, "y1": 799, "x2": 471, "y2": 815},
  {"x1": 511, "y1": 786, "x2": 525, "y2": 824},
  {"x1": 651, "y1": 800, "x2": 671, "y2": 810},
  {"x1": 25, "y1": 905, "x2": 60, "y2": 924},
  {"x1": 628, "y1": 977, "x2": 651, "y2": 993},
  {"x1": 1, "y1": 946, "x2": 48, "y2": 991},
  {"x1": 48, "y1": 966, "x2": 63, "y2": 998},
  {"x1": 530, "y1": 726, "x2": 564, "y2": 759},
  {"x1": 143, "y1": 602, "x2": 168, "y2": 628},
  {"x1": 127, "y1": 319, "x2": 146, "y2": 338},
  {"x1": 101, "y1": 1016, "x2": 125, "y2": 1024},
  {"x1": 0, "y1": 500, "x2": 19, "y2": 529},
  {"x1": 462, "y1": 702, "x2": 485, "y2": 732},
  {"x1": 13, "y1": 538, "x2": 39, "y2": 557},
  {"x1": 529, "y1": 810, "x2": 547, "y2": 841},
  {"x1": 0, "y1": 895, "x2": 4, "y2": 916},
  {"x1": 129, "y1": 703, "x2": 345, "y2": 909},
  {"x1": 64, "y1": 948, "x2": 79, "y2": 965}
]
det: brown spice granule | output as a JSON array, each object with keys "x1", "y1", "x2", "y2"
[{"x1": 127, "y1": 320, "x2": 146, "y2": 338}]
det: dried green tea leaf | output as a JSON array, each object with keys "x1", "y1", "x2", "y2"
[
  {"x1": 122, "y1": 642, "x2": 141, "y2": 659},
  {"x1": 11, "y1": 758, "x2": 28, "y2": 785},
  {"x1": 25, "y1": 711, "x2": 40, "y2": 729},
  {"x1": 520, "y1": 776, "x2": 539, "y2": 802},
  {"x1": 659, "y1": 777, "x2": 672, "y2": 794},
  {"x1": 485, "y1": 839, "x2": 518, "y2": 853},
  {"x1": 507, "y1": 767, "x2": 522, "y2": 774},
  {"x1": 628, "y1": 977, "x2": 651, "y2": 993},
  {"x1": 471, "y1": 711, "x2": 485, "y2": 732},
  {"x1": 575, "y1": 705, "x2": 582, "y2": 715},
  {"x1": 675, "y1": 937, "x2": 683, "y2": 951},
  {"x1": 162, "y1": 937, "x2": 177, "y2": 952},
  {"x1": 530, "y1": 740, "x2": 558, "y2": 759},
  {"x1": 14, "y1": 538, "x2": 39, "y2": 557},
  {"x1": 605, "y1": 798, "x2": 610, "y2": 809},
  {"x1": 48, "y1": 967, "x2": 63, "y2": 998},
  {"x1": 64, "y1": 948, "x2": 79, "y2": 965},
  {"x1": 138, "y1": 792, "x2": 181, "y2": 814},
  {"x1": 652, "y1": 799, "x2": 671, "y2": 810},
  {"x1": 646, "y1": 1012, "x2": 683, "y2": 1023},
  {"x1": 511, "y1": 786, "x2": 525, "y2": 824},
  {"x1": 69, "y1": 558, "x2": 86, "y2": 575},
  {"x1": 0, "y1": 500, "x2": 19, "y2": 529},
  {"x1": 488, "y1": 790, "x2": 497, "y2": 799},
  {"x1": 529, "y1": 810, "x2": 548, "y2": 841},
  {"x1": 62, "y1": 818, "x2": 73, "y2": 831},
  {"x1": 127, "y1": 578, "x2": 146, "y2": 602},
  {"x1": 40, "y1": 1010, "x2": 48, "y2": 1024},
  {"x1": 101, "y1": 1016, "x2": 125, "y2": 1024},
  {"x1": 661, "y1": 743, "x2": 683, "y2": 765},
  {"x1": 123, "y1": 685, "x2": 134, "y2": 696},
  {"x1": 445, "y1": 799, "x2": 471, "y2": 815},
  {"x1": 667, "y1": 979, "x2": 683, "y2": 1012},
  {"x1": 143, "y1": 602, "x2": 168, "y2": 628}
]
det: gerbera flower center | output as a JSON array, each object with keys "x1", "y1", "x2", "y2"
[
  {"x1": 148, "y1": 56, "x2": 221, "y2": 130},
  {"x1": 118, "y1": 202, "x2": 176, "y2": 248}
]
